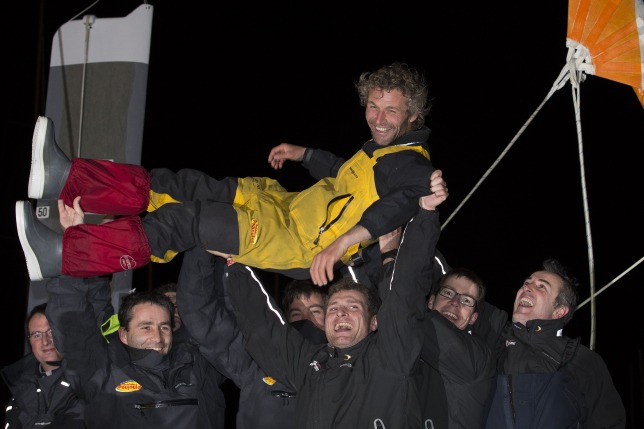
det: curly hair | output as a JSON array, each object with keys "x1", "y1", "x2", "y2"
[{"x1": 355, "y1": 62, "x2": 431, "y2": 130}]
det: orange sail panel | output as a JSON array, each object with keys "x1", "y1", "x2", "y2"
[{"x1": 567, "y1": 0, "x2": 643, "y2": 94}]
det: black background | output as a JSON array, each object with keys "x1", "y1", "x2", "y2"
[{"x1": 2, "y1": 1, "x2": 642, "y2": 426}]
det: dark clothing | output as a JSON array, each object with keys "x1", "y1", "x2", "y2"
[
  {"x1": 1, "y1": 355, "x2": 85, "y2": 429},
  {"x1": 477, "y1": 305, "x2": 626, "y2": 428},
  {"x1": 177, "y1": 247, "x2": 327, "y2": 429},
  {"x1": 376, "y1": 231, "x2": 493, "y2": 428},
  {"x1": 45, "y1": 275, "x2": 227, "y2": 429},
  {"x1": 223, "y1": 207, "x2": 441, "y2": 428},
  {"x1": 1, "y1": 276, "x2": 114, "y2": 429},
  {"x1": 416, "y1": 314, "x2": 495, "y2": 429}
]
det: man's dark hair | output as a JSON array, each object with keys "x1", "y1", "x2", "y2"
[
  {"x1": 355, "y1": 62, "x2": 431, "y2": 130},
  {"x1": 25, "y1": 302, "x2": 47, "y2": 337},
  {"x1": 118, "y1": 290, "x2": 175, "y2": 331},
  {"x1": 542, "y1": 258, "x2": 580, "y2": 311},
  {"x1": 281, "y1": 279, "x2": 327, "y2": 312},
  {"x1": 326, "y1": 277, "x2": 381, "y2": 318},
  {"x1": 155, "y1": 282, "x2": 177, "y2": 295},
  {"x1": 437, "y1": 267, "x2": 487, "y2": 304}
]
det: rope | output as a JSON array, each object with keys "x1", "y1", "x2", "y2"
[
  {"x1": 576, "y1": 256, "x2": 644, "y2": 310},
  {"x1": 569, "y1": 53, "x2": 598, "y2": 349},
  {"x1": 441, "y1": 42, "x2": 640, "y2": 350},
  {"x1": 441, "y1": 64, "x2": 570, "y2": 230}
]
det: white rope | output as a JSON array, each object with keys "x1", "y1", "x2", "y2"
[
  {"x1": 440, "y1": 41, "x2": 641, "y2": 349},
  {"x1": 568, "y1": 54, "x2": 598, "y2": 349},
  {"x1": 441, "y1": 64, "x2": 571, "y2": 230},
  {"x1": 576, "y1": 256, "x2": 644, "y2": 310}
]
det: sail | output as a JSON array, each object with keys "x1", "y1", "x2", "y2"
[{"x1": 567, "y1": 0, "x2": 644, "y2": 107}]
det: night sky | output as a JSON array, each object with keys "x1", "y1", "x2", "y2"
[{"x1": 3, "y1": 1, "x2": 643, "y2": 425}]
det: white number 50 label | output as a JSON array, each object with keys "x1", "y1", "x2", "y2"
[{"x1": 36, "y1": 205, "x2": 50, "y2": 219}]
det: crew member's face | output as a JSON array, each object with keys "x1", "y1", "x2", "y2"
[
  {"x1": 119, "y1": 303, "x2": 173, "y2": 355},
  {"x1": 428, "y1": 275, "x2": 479, "y2": 330},
  {"x1": 364, "y1": 88, "x2": 418, "y2": 146},
  {"x1": 28, "y1": 313, "x2": 63, "y2": 372},
  {"x1": 287, "y1": 294, "x2": 325, "y2": 330},
  {"x1": 163, "y1": 291, "x2": 182, "y2": 331},
  {"x1": 512, "y1": 270, "x2": 568, "y2": 325},
  {"x1": 324, "y1": 290, "x2": 377, "y2": 348}
]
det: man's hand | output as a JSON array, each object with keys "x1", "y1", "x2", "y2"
[
  {"x1": 422, "y1": 169, "x2": 449, "y2": 211},
  {"x1": 309, "y1": 240, "x2": 347, "y2": 286},
  {"x1": 58, "y1": 196, "x2": 85, "y2": 230},
  {"x1": 268, "y1": 143, "x2": 307, "y2": 170},
  {"x1": 309, "y1": 225, "x2": 371, "y2": 286}
]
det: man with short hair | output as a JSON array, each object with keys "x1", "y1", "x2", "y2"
[
  {"x1": 1, "y1": 303, "x2": 86, "y2": 428},
  {"x1": 42, "y1": 273, "x2": 228, "y2": 429},
  {"x1": 281, "y1": 279, "x2": 326, "y2": 331},
  {"x1": 376, "y1": 225, "x2": 495, "y2": 428},
  {"x1": 177, "y1": 246, "x2": 327, "y2": 429},
  {"x1": 479, "y1": 259, "x2": 626, "y2": 428},
  {"x1": 418, "y1": 268, "x2": 495, "y2": 428},
  {"x1": 219, "y1": 181, "x2": 447, "y2": 427}
]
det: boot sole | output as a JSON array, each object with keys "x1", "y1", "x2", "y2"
[
  {"x1": 15, "y1": 201, "x2": 44, "y2": 281},
  {"x1": 28, "y1": 117, "x2": 46, "y2": 199}
]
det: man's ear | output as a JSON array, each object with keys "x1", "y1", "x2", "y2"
[
  {"x1": 370, "y1": 315, "x2": 378, "y2": 332},
  {"x1": 118, "y1": 326, "x2": 128, "y2": 345},
  {"x1": 427, "y1": 295, "x2": 435, "y2": 310},
  {"x1": 552, "y1": 306, "x2": 570, "y2": 320},
  {"x1": 469, "y1": 311, "x2": 479, "y2": 325}
]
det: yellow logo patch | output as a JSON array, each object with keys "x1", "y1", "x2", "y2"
[
  {"x1": 250, "y1": 218, "x2": 259, "y2": 245},
  {"x1": 262, "y1": 376, "x2": 276, "y2": 386},
  {"x1": 115, "y1": 380, "x2": 142, "y2": 392}
]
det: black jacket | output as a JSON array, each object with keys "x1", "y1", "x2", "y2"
[
  {"x1": 45, "y1": 275, "x2": 227, "y2": 429},
  {"x1": 177, "y1": 247, "x2": 326, "y2": 429},
  {"x1": 477, "y1": 305, "x2": 626, "y2": 428},
  {"x1": 415, "y1": 313, "x2": 495, "y2": 429},
  {"x1": 1, "y1": 354, "x2": 85, "y2": 429},
  {"x1": 224, "y1": 207, "x2": 441, "y2": 428},
  {"x1": 376, "y1": 222, "x2": 494, "y2": 429}
]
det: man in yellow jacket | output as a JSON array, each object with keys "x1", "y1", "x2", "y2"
[{"x1": 18, "y1": 62, "x2": 441, "y2": 286}]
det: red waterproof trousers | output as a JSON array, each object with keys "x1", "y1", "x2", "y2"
[{"x1": 61, "y1": 159, "x2": 152, "y2": 277}]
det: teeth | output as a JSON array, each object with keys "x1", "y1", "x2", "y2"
[
  {"x1": 335, "y1": 322, "x2": 352, "y2": 331},
  {"x1": 443, "y1": 312, "x2": 457, "y2": 320},
  {"x1": 520, "y1": 297, "x2": 534, "y2": 307},
  {"x1": 375, "y1": 127, "x2": 388, "y2": 132}
]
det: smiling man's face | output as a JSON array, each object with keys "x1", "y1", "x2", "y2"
[
  {"x1": 428, "y1": 275, "x2": 479, "y2": 330},
  {"x1": 512, "y1": 270, "x2": 567, "y2": 325},
  {"x1": 28, "y1": 313, "x2": 63, "y2": 372},
  {"x1": 118, "y1": 302, "x2": 173, "y2": 355},
  {"x1": 324, "y1": 290, "x2": 377, "y2": 348}
]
